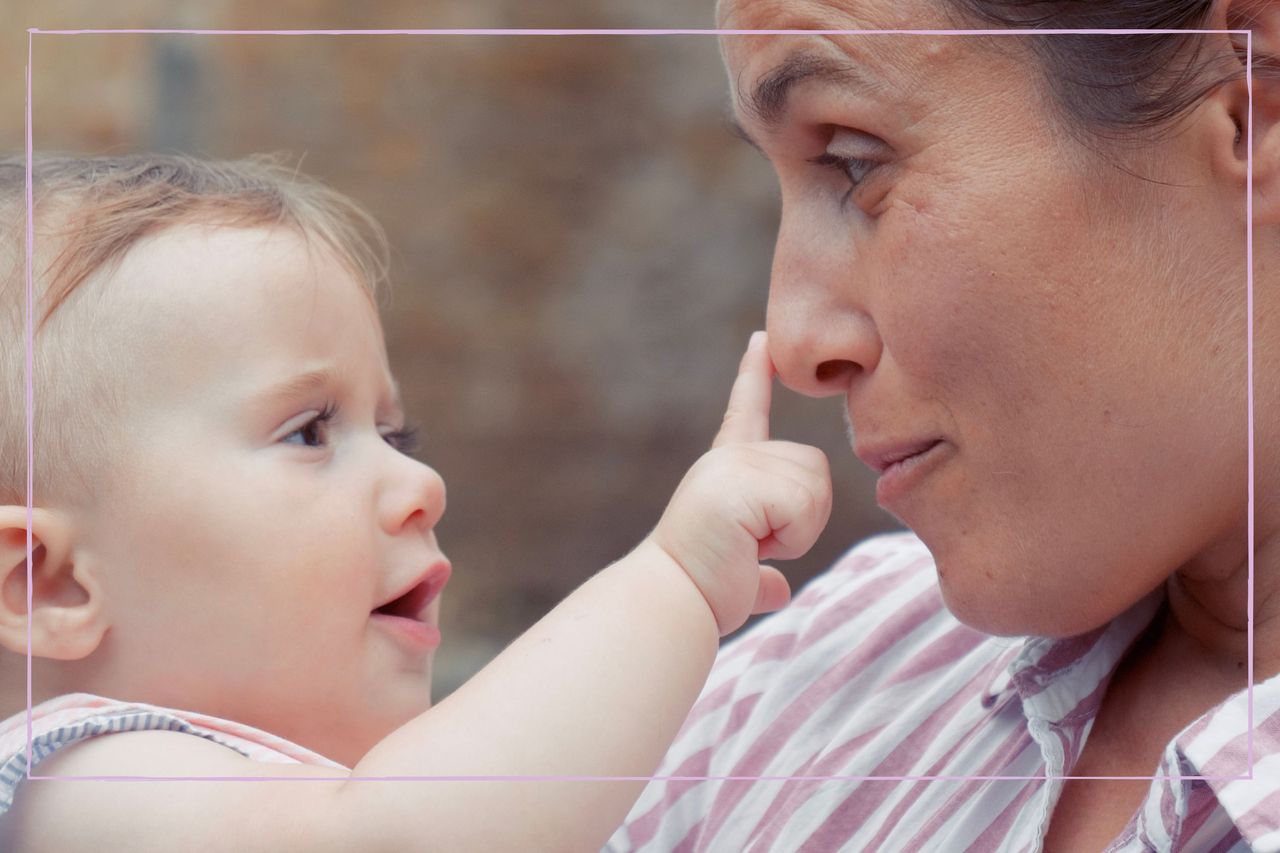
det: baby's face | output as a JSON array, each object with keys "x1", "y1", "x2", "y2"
[{"x1": 74, "y1": 224, "x2": 448, "y2": 765}]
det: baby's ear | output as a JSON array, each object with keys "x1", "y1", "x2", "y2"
[{"x1": 0, "y1": 506, "x2": 108, "y2": 660}]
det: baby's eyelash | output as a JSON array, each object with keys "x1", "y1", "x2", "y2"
[
  {"x1": 282, "y1": 401, "x2": 340, "y2": 448},
  {"x1": 282, "y1": 402, "x2": 421, "y2": 457},
  {"x1": 316, "y1": 401, "x2": 339, "y2": 423}
]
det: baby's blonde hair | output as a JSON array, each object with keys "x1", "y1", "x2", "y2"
[{"x1": 0, "y1": 153, "x2": 390, "y2": 509}]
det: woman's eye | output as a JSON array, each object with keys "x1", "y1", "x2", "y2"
[
  {"x1": 281, "y1": 403, "x2": 337, "y2": 448},
  {"x1": 808, "y1": 151, "x2": 878, "y2": 206}
]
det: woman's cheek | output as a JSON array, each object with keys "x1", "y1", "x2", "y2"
[{"x1": 872, "y1": 204, "x2": 995, "y2": 379}]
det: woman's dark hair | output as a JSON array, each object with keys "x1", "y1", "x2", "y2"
[{"x1": 944, "y1": 0, "x2": 1240, "y2": 144}]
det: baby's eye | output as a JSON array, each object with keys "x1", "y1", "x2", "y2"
[
  {"x1": 281, "y1": 402, "x2": 337, "y2": 448},
  {"x1": 808, "y1": 152, "x2": 878, "y2": 207},
  {"x1": 382, "y1": 425, "x2": 421, "y2": 457}
]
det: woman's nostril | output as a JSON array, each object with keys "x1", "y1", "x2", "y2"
[{"x1": 815, "y1": 359, "x2": 856, "y2": 384}]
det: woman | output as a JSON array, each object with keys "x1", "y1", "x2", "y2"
[{"x1": 609, "y1": 0, "x2": 1275, "y2": 850}]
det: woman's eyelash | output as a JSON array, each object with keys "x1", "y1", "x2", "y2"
[{"x1": 808, "y1": 152, "x2": 878, "y2": 205}]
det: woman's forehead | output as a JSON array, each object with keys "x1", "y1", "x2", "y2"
[
  {"x1": 717, "y1": 0, "x2": 955, "y2": 32},
  {"x1": 717, "y1": 0, "x2": 975, "y2": 102},
  {"x1": 721, "y1": 29, "x2": 979, "y2": 139}
]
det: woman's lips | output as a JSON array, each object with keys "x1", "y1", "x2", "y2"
[
  {"x1": 855, "y1": 438, "x2": 943, "y2": 474},
  {"x1": 856, "y1": 439, "x2": 947, "y2": 508}
]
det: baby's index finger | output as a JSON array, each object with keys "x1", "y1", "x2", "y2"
[{"x1": 713, "y1": 331, "x2": 773, "y2": 448}]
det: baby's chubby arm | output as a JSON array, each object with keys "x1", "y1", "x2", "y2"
[
  {"x1": 338, "y1": 331, "x2": 831, "y2": 850},
  {"x1": 3, "y1": 333, "x2": 831, "y2": 853}
]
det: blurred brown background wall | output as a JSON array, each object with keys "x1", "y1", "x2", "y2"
[{"x1": 1, "y1": 1, "x2": 899, "y2": 697}]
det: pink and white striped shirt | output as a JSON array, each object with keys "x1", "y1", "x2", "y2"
[
  {"x1": 607, "y1": 532, "x2": 1280, "y2": 852},
  {"x1": 0, "y1": 693, "x2": 346, "y2": 816}
]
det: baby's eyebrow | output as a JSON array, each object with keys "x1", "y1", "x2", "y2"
[
  {"x1": 256, "y1": 368, "x2": 339, "y2": 408},
  {"x1": 255, "y1": 368, "x2": 403, "y2": 415}
]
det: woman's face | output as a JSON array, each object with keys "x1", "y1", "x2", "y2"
[{"x1": 719, "y1": 0, "x2": 1249, "y2": 636}]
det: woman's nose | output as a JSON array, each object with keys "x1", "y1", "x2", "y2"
[
  {"x1": 766, "y1": 226, "x2": 882, "y2": 398},
  {"x1": 382, "y1": 456, "x2": 447, "y2": 536}
]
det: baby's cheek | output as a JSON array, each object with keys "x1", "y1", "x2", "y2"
[{"x1": 289, "y1": 528, "x2": 377, "y2": 605}]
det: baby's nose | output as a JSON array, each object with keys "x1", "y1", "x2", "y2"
[{"x1": 383, "y1": 460, "x2": 446, "y2": 535}]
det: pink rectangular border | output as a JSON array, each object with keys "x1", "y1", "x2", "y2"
[{"x1": 23, "y1": 26, "x2": 1256, "y2": 785}]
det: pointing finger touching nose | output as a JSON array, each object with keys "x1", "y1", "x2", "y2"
[{"x1": 714, "y1": 331, "x2": 773, "y2": 448}]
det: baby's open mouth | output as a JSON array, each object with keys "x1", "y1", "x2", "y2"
[
  {"x1": 372, "y1": 583, "x2": 429, "y2": 619},
  {"x1": 372, "y1": 561, "x2": 451, "y2": 622},
  {"x1": 370, "y1": 563, "x2": 450, "y2": 651}
]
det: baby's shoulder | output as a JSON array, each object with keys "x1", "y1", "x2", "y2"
[
  {"x1": 0, "y1": 723, "x2": 349, "y2": 853},
  {"x1": 0, "y1": 694, "x2": 352, "y2": 853},
  {"x1": 0, "y1": 692, "x2": 341, "y2": 789},
  {"x1": 11, "y1": 723, "x2": 325, "y2": 778}
]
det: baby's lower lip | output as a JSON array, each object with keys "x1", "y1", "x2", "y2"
[{"x1": 371, "y1": 613, "x2": 441, "y2": 650}]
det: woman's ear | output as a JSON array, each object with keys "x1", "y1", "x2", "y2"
[
  {"x1": 1220, "y1": 0, "x2": 1280, "y2": 223},
  {"x1": 0, "y1": 506, "x2": 108, "y2": 660}
]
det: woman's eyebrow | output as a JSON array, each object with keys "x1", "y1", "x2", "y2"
[{"x1": 738, "y1": 50, "x2": 878, "y2": 134}]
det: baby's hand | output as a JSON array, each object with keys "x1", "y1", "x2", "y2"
[{"x1": 648, "y1": 332, "x2": 832, "y2": 636}]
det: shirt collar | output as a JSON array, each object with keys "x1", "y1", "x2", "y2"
[
  {"x1": 978, "y1": 587, "x2": 1280, "y2": 847},
  {"x1": 1169, "y1": 670, "x2": 1280, "y2": 847},
  {"x1": 980, "y1": 588, "x2": 1166, "y2": 726}
]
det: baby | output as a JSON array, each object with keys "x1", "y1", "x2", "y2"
[{"x1": 0, "y1": 154, "x2": 831, "y2": 852}]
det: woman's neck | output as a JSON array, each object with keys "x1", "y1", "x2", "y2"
[{"x1": 1167, "y1": 521, "x2": 1280, "y2": 684}]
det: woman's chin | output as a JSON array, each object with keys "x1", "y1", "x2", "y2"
[{"x1": 934, "y1": 558, "x2": 1113, "y2": 640}]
